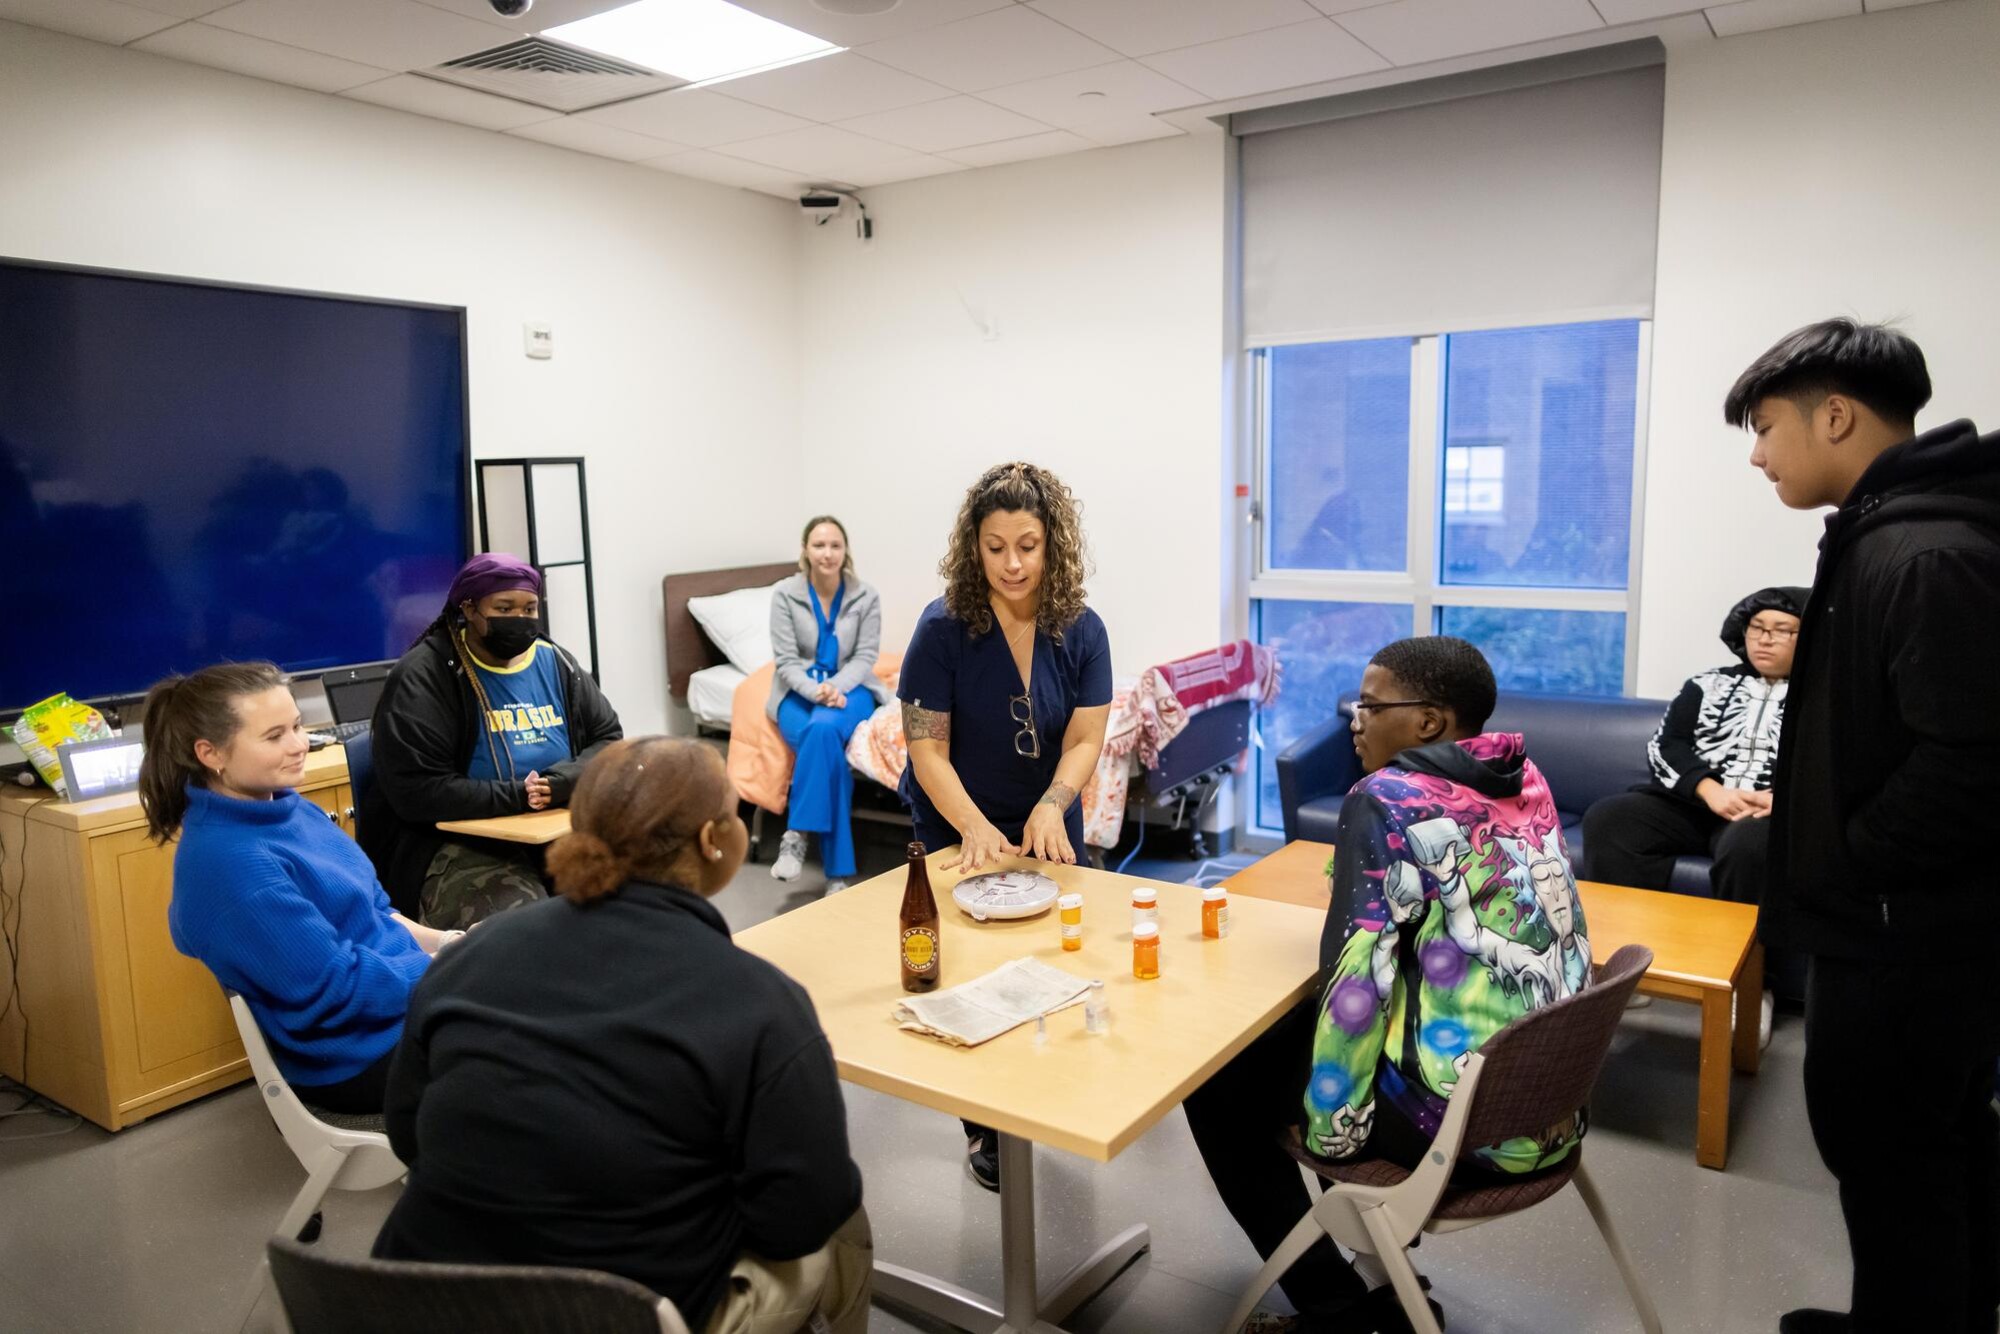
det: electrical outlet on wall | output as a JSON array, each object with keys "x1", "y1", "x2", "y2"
[{"x1": 523, "y1": 323, "x2": 553, "y2": 359}]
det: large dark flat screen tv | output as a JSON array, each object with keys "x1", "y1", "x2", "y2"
[{"x1": 0, "y1": 259, "x2": 469, "y2": 713}]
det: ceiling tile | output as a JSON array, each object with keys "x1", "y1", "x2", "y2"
[
  {"x1": 1706, "y1": 0, "x2": 1860, "y2": 33},
  {"x1": 1027, "y1": 0, "x2": 1323, "y2": 58},
  {"x1": 1140, "y1": 19, "x2": 1387, "y2": 100},
  {"x1": 861, "y1": 5, "x2": 1121, "y2": 93},
  {"x1": 203, "y1": 0, "x2": 510, "y2": 70},
  {"x1": 1589, "y1": 0, "x2": 1706, "y2": 20},
  {"x1": 980, "y1": 58, "x2": 1204, "y2": 130},
  {"x1": 1072, "y1": 112, "x2": 1187, "y2": 146},
  {"x1": 942, "y1": 128, "x2": 1095, "y2": 167},
  {"x1": 718, "y1": 123, "x2": 943, "y2": 179},
  {"x1": 408, "y1": 0, "x2": 631, "y2": 27},
  {"x1": 0, "y1": 0, "x2": 179, "y2": 43},
  {"x1": 577, "y1": 88, "x2": 811, "y2": 147},
  {"x1": 131, "y1": 21, "x2": 391, "y2": 92},
  {"x1": 843, "y1": 153, "x2": 965, "y2": 188},
  {"x1": 507, "y1": 115, "x2": 687, "y2": 160},
  {"x1": 342, "y1": 73, "x2": 560, "y2": 130},
  {"x1": 836, "y1": 95, "x2": 1052, "y2": 153},
  {"x1": 716, "y1": 52, "x2": 954, "y2": 122},
  {"x1": 725, "y1": 0, "x2": 1014, "y2": 49},
  {"x1": 122, "y1": 0, "x2": 242, "y2": 16},
  {"x1": 640, "y1": 147, "x2": 828, "y2": 196},
  {"x1": 1333, "y1": 0, "x2": 1605, "y2": 65}
]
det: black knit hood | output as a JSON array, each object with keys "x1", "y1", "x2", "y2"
[{"x1": 1720, "y1": 585, "x2": 1810, "y2": 662}]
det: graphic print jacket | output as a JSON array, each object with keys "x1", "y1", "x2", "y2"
[
  {"x1": 1646, "y1": 586, "x2": 1807, "y2": 800},
  {"x1": 1305, "y1": 733, "x2": 1590, "y2": 1174}
]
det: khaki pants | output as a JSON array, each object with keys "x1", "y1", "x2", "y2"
[{"x1": 704, "y1": 1207, "x2": 873, "y2": 1334}]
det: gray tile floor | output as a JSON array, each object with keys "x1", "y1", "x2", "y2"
[{"x1": 0, "y1": 857, "x2": 1851, "y2": 1334}]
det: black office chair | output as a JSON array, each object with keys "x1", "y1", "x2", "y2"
[
  {"x1": 343, "y1": 729, "x2": 374, "y2": 839},
  {"x1": 266, "y1": 1236, "x2": 692, "y2": 1334}
]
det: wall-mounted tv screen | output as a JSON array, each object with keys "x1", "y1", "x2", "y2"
[{"x1": 0, "y1": 259, "x2": 469, "y2": 713}]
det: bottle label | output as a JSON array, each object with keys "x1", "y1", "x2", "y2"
[
  {"x1": 1217, "y1": 905, "x2": 1230, "y2": 937},
  {"x1": 901, "y1": 928, "x2": 939, "y2": 972}
]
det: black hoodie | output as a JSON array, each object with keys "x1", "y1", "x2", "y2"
[
  {"x1": 1645, "y1": 585, "x2": 1809, "y2": 801},
  {"x1": 358, "y1": 621, "x2": 623, "y2": 917},
  {"x1": 1762, "y1": 419, "x2": 2000, "y2": 961}
]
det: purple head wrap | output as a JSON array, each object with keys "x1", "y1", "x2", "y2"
[{"x1": 446, "y1": 553, "x2": 542, "y2": 611}]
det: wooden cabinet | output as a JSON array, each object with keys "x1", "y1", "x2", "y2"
[{"x1": 0, "y1": 746, "x2": 353, "y2": 1130}]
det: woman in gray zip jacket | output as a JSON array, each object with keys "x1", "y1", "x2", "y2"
[{"x1": 767, "y1": 515, "x2": 887, "y2": 893}]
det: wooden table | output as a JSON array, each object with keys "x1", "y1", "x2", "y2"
[
  {"x1": 1222, "y1": 840, "x2": 1763, "y2": 1170},
  {"x1": 434, "y1": 809, "x2": 571, "y2": 844},
  {"x1": 737, "y1": 850, "x2": 1326, "y2": 1334}
]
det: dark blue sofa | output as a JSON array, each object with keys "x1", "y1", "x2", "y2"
[{"x1": 1274, "y1": 689, "x2": 1717, "y2": 898}]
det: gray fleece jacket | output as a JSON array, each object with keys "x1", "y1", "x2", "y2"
[{"x1": 766, "y1": 572, "x2": 889, "y2": 720}]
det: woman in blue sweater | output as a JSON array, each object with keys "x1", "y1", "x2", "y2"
[{"x1": 138, "y1": 661, "x2": 457, "y2": 1114}]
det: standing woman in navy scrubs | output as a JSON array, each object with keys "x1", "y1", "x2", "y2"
[{"x1": 899, "y1": 461, "x2": 1112, "y2": 1190}]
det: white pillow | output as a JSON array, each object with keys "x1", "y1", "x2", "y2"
[{"x1": 686, "y1": 581, "x2": 783, "y2": 673}]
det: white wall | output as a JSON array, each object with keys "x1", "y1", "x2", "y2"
[
  {"x1": 1636, "y1": 0, "x2": 2000, "y2": 696},
  {"x1": 793, "y1": 133, "x2": 1230, "y2": 679},
  {"x1": 0, "y1": 21, "x2": 803, "y2": 737}
]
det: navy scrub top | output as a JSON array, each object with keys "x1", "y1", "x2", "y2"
[{"x1": 897, "y1": 598, "x2": 1113, "y2": 854}]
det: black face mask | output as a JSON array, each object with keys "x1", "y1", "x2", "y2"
[{"x1": 477, "y1": 614, "x2": 540, "y2": 659}]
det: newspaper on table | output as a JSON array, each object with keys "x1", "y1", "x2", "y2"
[{"x1": 894, "y1": 957, "x2": 1092, "y2": 1047}]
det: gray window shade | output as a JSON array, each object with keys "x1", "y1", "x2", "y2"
[{"x1": 1240, "y1": 64, "x2": 1664, "y2": 346}]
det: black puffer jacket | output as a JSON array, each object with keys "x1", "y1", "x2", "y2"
[
  {"x1": 358, "y1": 622, "x2": 623, "y2": 917},
  {"x1": 1645, "y1": 586, "x2": 1808, "y2": 800},
  {"x1": 1762, "y1": 419, "x2": 2000, "y2": 961}
]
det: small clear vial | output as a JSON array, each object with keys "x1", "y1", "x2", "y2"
[
  {"x1": 1084, "y1": 980, "x2": 1110, "y2": 1035},
  {"x1": 1033, "y1": 1011, "x2": 1049, "y2": 1046}
]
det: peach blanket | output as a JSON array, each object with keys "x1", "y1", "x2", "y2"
[{"x1": 726, "y1": 652, "x2": 900, "y2": 815}]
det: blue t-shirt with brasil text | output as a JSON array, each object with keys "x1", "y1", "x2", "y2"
[{"x1": 464, "y1": 642, "x2": 571, "y2": 781}]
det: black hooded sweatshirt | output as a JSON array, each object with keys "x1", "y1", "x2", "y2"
[
  {"x1": 1762, "y1": 419, "x2": 2000, "y2": 961},
  {"x1": 1645, "y1": 586, "x2": 1809, "y2": 801}
]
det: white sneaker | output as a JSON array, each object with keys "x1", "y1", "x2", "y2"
[
  {"x1": 771, "y1": 831, "x2": 806, "y2": 882},
  {"x1": 823, "y1": 879, "x2": 848, "y2": 896},
  {"x1": 1759, "y1": 989, "x2": 1774, "y2": 1051}
]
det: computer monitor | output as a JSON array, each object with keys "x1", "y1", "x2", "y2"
[
  {"x1": 56, "y1": 734, "x2": 145, "y2": 802},
  {"x1": 323, "y1": 664, "x2": 392, "y2": 726}
]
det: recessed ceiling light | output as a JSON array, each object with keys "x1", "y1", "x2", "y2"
[
  {"x1": 811, "y1": 0, "x2": 902, "y2": 13},
  {"x1": 545, "y1": 0, "x2": 842, "y2": 85}
]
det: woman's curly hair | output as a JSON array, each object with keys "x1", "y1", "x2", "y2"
[{"x1": 940, "y1": 462, "x2": 1091, "y2": 639}]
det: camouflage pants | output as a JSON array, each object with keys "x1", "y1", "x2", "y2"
[{"x1": 419, "y1": 841, "x2": 548, "y2": 929}]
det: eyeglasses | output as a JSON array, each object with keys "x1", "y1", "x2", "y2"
[
  {"x1": 1745, "y1": 625, "x2": 1798, "y2": 644},
  {"x1": 1345, "y1": 698, "x2": 1432, "y2": 719},
  {"x1": 1009, "y1": 692, "x2": 1041, "y2": 760}
]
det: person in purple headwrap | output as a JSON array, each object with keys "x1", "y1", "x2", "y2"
[{"x1": 357, "y1": 553, "x2": 623, "y2": 927}]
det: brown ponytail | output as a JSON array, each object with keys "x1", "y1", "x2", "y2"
[
  {"x1": 546, "y1": 737, "x2": 730, "y2": 904},
  {"x1": 137, "y1": 661, "x2": 290, "y2": 843}
]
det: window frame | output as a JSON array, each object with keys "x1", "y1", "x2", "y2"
[{"x1": 1240, "y1": 321, "x2": 1652, "y2": 841}]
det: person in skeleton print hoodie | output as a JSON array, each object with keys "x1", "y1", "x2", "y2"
[{"x1": 1580, "y1": 585, "x2": 1807, "y2": 904}]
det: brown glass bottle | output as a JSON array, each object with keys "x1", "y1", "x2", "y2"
[{"x1": 899, "y1": 842, "x2": 941, "y2": 993}]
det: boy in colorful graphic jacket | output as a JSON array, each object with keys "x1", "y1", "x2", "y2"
[
  {"x1": 1307, "y1": 637, "x2": 1591, "y2": 1174},
  {"x1": 1185, "y1": 636, "x2": 1587, "y2": 1334}
]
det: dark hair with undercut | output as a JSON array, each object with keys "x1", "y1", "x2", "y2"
[
  {"x1": 1722, "y1": 318, "x2": 1932, "y2": 431},
  {"x1": 137, "y1": 661, "x2": 291, "y2": 843},
  {"x1": 1369, "y1": 636, "x2": 1497, "y2": 734},
  {"x1": 545, "y1": 737, "x2": 731, "y2": 905}
]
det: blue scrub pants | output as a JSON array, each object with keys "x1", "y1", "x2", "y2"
[{"x1": 777, "y1": 690, "x2": 876, "y2": 879}]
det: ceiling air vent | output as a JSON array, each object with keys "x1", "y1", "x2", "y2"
[{"x1": 423, "y1": 38, "x2": 683, "y2": 114}]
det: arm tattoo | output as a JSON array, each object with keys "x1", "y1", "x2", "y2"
[
  {"x1": 1038, "y1": 781, "x2": 1078, "y2": 812},
  {"x1": 903, "y1": 703, "x2": 951, "y2": 743}
]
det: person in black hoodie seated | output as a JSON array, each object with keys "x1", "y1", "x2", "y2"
[
  {"x1": 359, "y1": 553, "x2": 622, "y2": 928},
  {"x1": 373, "y1": 737, "x2": 871, "y2": 1334},
  {"x1": 1726, "y1": 319, "x2": 2000, "y2": 1334},
  {"x1": 1580, "y1": 585, "x2": 1805, "y2": 902}
]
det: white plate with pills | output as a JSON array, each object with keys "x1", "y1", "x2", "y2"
[{"x1": 951, "y1": 870, "x2": 1061, "y2": 921}]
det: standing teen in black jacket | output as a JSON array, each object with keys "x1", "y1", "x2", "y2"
[
  {"x1": 374, "y1": 738, "x2": 870, "y2": 1334},
  {"x1": 359, "y1": 553, "x2": 623, "y2": 927},
  {"x1": 1728, "y1": 319, "x2": 2000, "y2": 1334}
]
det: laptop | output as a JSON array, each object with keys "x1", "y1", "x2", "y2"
[
  {"x1": 322, "y1": 664, "x2": 392, "y2": 732},
  {"x1": 56, "y1": 733, "x2": 145, "y2": 802}
]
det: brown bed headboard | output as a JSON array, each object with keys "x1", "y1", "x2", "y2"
[{"x1": 662, "y1": 562, "x2": 795, "y2": 701}]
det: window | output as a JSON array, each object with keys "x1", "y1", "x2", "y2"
[{"x1": 1249, "y1": 319, "x2": 1644, "y2": 834}]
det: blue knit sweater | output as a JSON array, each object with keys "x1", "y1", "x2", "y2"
[{"x1": 169, "y1": 784, "x2": 431, "y2": 1087}]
